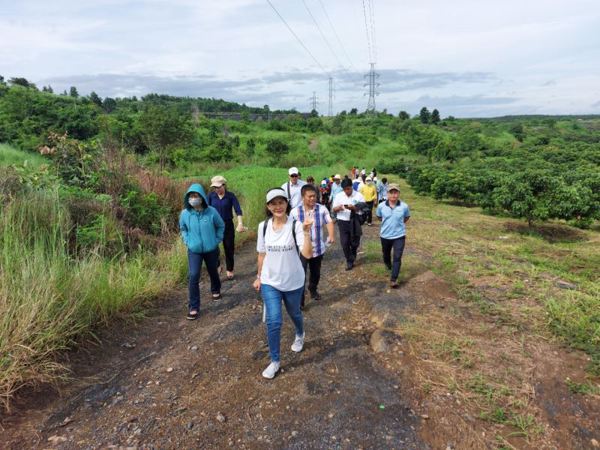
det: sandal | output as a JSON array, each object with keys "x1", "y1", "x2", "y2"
[{"x1": 187, "y1": 310, "x2": 199, "y2": 320}]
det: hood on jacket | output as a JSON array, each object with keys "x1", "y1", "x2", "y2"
[{"x1": 184, "y1": 183, "x2": 209, "y2": 209}]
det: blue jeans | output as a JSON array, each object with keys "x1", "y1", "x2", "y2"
[
  {"x1": 260, "y1": 284, "x2": 304, "y2": 363},
  {"x1": 381, "y1": 236, "x2": 406, "y2": 282},
  {"x1": 188, "y1": 248, "x2": 221, "y2": 311}
]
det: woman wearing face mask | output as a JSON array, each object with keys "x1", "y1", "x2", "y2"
[
  {"x1": 179, "y1": 183, "x2": 225, "y2": 320},
  {"x1": 253, "y1": 188, "x2": 313, "y2": 379}
]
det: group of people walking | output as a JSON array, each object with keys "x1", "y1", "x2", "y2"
[{"x1": 179, "y1": 167, "x2": 410, "y2": 379}]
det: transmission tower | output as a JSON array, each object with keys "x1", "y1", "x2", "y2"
[
  {"x1": 364, "y1": 63, "x2": 379, "y2": 112},
  {"x1": 308, "y1": 91, "x2": 318, "y2": 113},
  {"x1": 328, "y1": 77, "x2": 333, "y2": 116}
]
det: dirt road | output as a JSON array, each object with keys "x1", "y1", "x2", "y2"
[{"x1": 1, "y1": 226, "x2": 427, "y2": 449}]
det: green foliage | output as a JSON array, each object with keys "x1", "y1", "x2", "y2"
[
  {"x1": 119, "y1": 189, "x2": 170, "y2": 235},
  {"x1": 138, "y1": 103, "x2": 194, "y2": 170},
  {"x1": 419, "y1": 106, "x2": 431, "y2": 124}
]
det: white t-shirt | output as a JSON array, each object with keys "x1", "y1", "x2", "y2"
[
  {"x1": 332, "y1": 190, "x2": 366, "y2": 222},
  {"x1": 290, "y1": 203, "x2": 332, "y2": 257},
  {"x1": 281, "y1": 179, "x2": 307, "y2": 209},
  {"x1": 257, "y1": 216, "x2": 305, "y2": 291}
]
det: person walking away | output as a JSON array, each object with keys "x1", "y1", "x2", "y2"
[
  {"x1": 359, "y1": 176, "x2": 378, "y2": 226},
  {"x1": 179, "y1": 183, "x2": 225, "y2": 320},
  {"x1": 282, "y1": 167, "x2": 306, "y2": 209},
  {"x1": 254, "y1": 188, "x2": 314, "y2": 379},
  {"x1": 332, "y1": 178, "x2": 366, "y2": 270},
  {"x1": 207, "y1": 175, "x2": 246, "y2": 280},
  {"x1": 375, "y1": 184, "x2": 410, "y2": 289},
  {"x1": 291, "y1": 184, "x2": 335, "y2": 308},
  {"x1": 377, "y1": 177, "x2": 389, "y2": 204}
]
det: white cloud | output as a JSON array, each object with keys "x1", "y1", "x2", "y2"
[{"x1": 1, "y1": 0, "x2": 600, "y2": 116}]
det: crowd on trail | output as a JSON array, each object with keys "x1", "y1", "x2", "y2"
[{"x1": 179, "y1": 166, "x2": 410, "y2": 379}]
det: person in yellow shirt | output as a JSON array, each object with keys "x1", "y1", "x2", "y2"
[{"x1": 359, "y1": 176, "x2": 378, "y2": 226}]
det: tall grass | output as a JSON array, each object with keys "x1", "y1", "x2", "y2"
[
  {"x1": 0, "y1": 143, "x2": 46, "y2": 167},
  {"x1": 0, "y1": 190, "x2": 185, "y2": 409}
]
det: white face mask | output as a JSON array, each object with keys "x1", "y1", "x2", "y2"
[{"x1": 189, "y1": 197, "x2": 201, "y2": 207}]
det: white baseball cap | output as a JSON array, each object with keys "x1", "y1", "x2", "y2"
[
  {"x1": 265, "y1": 188, "x2": 288, "y2": 203},
  {"x1": 288, "y1": 167, "x2": 299, "y2": 176}
]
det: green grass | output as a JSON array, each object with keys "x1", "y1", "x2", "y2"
[
  {"x1": 390, "y1": 178, "x2": 600, "y2": 374},
  {"x1": 565, "y1": 378, "x2": 600, "y2": 395},
  {"x1": 0, "y1": 190, "x2": 185, "y2": 408},
  {"x1": 0, "y1": 143, "x2": 46, "y2": 167}
]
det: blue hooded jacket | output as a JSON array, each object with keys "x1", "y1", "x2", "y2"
[{"x1": 179, "y1": 183, "x2": 225, "y2": 254}]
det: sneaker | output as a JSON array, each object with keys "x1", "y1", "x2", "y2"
[
  {"x1": 311, "y1": 291, "x2": 321, "y2": 301},
  {"x1": 291, "y1": 333, "x2": 305, "y2": 352},
  {"x1": 186, "y1": 310, "x2": 199, "y2": 320},
  {"x1": 390, "y1": 281, "x2": 399, "y2": 289},
  {"x1": 212, "y1": 293, "x2": 222, "y2": 300},
  {"x1": 345, "y1": 262, "x2": 353, "y2": 271},
  {"x1": 262, "y1": 361, "x2": 280, "y2": 379}
]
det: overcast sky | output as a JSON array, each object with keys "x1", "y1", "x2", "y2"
[{"x1": 1, "y1": 0, "x2": 600, "y2": 116}]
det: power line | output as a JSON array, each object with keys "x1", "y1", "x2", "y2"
[
  {"x1": 301, "y1": 0, "x2": 345, "y2": 70},
  {"x1": 361, "y1": 0, "x2": 373, "y2": 63},
  {"x1": 265, "y1": 0, "x2": 329, "y2": 75},
  {"x1": 367, "y1": 0, "x2": 378, "y2": 63},
  {"x1": 316, "y1": 0, "x2": 355, "y2": 70}
]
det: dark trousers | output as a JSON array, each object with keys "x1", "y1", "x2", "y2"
[
  {"x1": 381, "y1": 236, "x2": 406, "y2": 282},
  {"x1": 365, "y1": 201, "x2": 374, "y2": 224},
  {"x1": 188, "y1": 248, "x2": 221, "y2": 311},
  {"x1": 223, "y1": 219, "x2": 235, "y2": 271},
  {"x1": 300, "y1": 254, "x2": 323, "y2": 303},
  {"x1": 338, "y1": 220, "x2": 361, "y2": 264}
]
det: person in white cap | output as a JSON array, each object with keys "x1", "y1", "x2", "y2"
[
  {"x1": 329, "y1": 174, "x2": 343, "y2": 210},
  {"x1": 282, "y1": 167, "x2": 306, "y2": 209},
  {"x1": 254, "y1": 188, "x2": 314, "y2": 379},
  {"x1": 207, "y1": 175, "x2": 246, "y2": 280}
]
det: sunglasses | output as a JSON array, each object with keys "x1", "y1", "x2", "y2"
[{"x1": 290, "y1": 174, "x2": 299, "y2": 178}]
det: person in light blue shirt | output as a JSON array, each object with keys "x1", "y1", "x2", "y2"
[
  {"x1": 375, "y1": 183, "x2": 410, "y2": 288},
  {"x1": 377, "y1": 177, "x2": 389, "y2": 204}
]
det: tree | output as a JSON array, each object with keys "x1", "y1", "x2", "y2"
[
  {"x1": 492, "y1": 170, "x2": 559, "y2": 226},
  {"x1": 69, "y1": 86, "x2": 79, "y2": 98},
  {"x1": 89, "y1": 91, "x2": 102, "y2": 107},
  {"x1": 102, "y1": 97, "x2": 117, "y2": 113},
  {"x1": 398, "y1": 110, "x2": 410, "y2": 121},
  {"x1": 0, "y1": 75, "x2": 6, "y2": 86},
  {"x1": 9, "y1": 77, "x2": 36, "y2": 89},
  {"x1": 349, "y1": 108, "x2": 358, "y2": 115},
  {"x1": 138, "y1": 104, "x2": 194, "y2": 170},
  {"x1": 510, "y1": 123, "x2": 525, "y2": 142},
  {"x1": 431, "y1": 109, "x2": 441, "y2": 124},
  {"x1": 419, "y1": 107, "x2": 431, "y2": 124}
]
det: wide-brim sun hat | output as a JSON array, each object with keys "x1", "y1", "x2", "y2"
[
  {"x1": 266, "y1": 188, "x2": 288, "y2": 203},
  {"x1": 210, "y1": 175, "x2": 227, "y2": 187}
]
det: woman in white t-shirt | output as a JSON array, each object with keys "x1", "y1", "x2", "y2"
[{"x1": 253, "y1": 188, "x2": 314, "y2": 379}]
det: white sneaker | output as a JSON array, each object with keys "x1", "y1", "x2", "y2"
[
  {"x1": 291, "y1": 333, "x2": 305, "y2": 353},
  {"x1": 262, "y1": 361, "x2": 280, "y2": 379}
]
